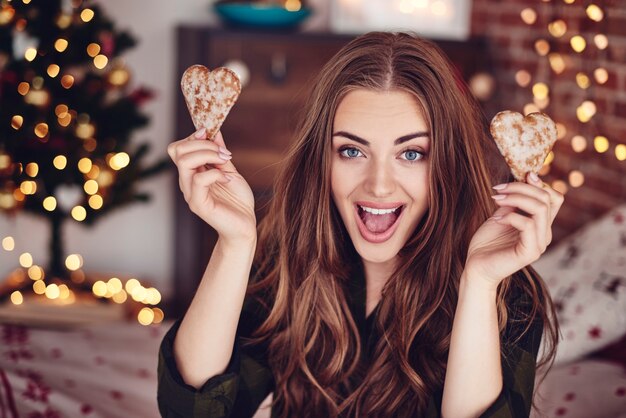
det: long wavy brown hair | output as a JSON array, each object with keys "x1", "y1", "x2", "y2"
[{"x1": 247, "y1": 32, "x2": 559, "y2": 417}]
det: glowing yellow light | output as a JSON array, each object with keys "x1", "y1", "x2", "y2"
[
  {"x1": 45, "y1": 283, "x2": 60, "y2": 299},
  {"x1": 57, "y1": 13, "x2": 71, "y2": 29},
  {"x1": 20, "y1": 180, "x2": 37, "y2": 195},
  {"x1": 594, "y1": 34, "x2": 608, "y2": 50},
  {"x1": 594, "y1": 68, "x2": 608, "y2": 84},
  {"x1": 78, "y1": 158, "x2": 92, "y2": 173},
  {"x1": 87, "y1": 165, "x2": 100, "y2": 179},
  {"x1": 571, "y1": 135, "x2": 587, "y2": 152},
  {"x1": 33, "y1": 280, "x2": 46, "y2": 294},
  {"x1": 10, "y1": 291, "x2": 23, "y2": 305},
  {"x1": 17, "y1": 82, "x2": 30, "y2": 95},
  {"x1": 109, "y1": 152, "x2": 130, "y2": 170},
  {"x1": 535, "y1": 39, "x2": 550, "y2": 56},
  {"x1": 93, "y1": 54, "x2": 108, "y2": 70},
  {"x1": 19, "y1": 252, "x2": 33, "y2": 268},
  {"x1": 568, "y1": 170, "x2": 585, "y2": 188},
  {"x1": 108, "y1": 67, "x2": 130, "y2": 86},
  {"x1": 53, "y1": 155, "x2": 67, "y2": 170},
  {"x1": 552, "y1": 180, "x2": 568, "y2": 194},
  {"x1": 153, "y1": 308, "x2": 165, "y2": 324},
  {"x1": 556, "y1": 123, "x2": 567, "y2": 140},
  {"x1": 520, "y1": 8, "x2": 537, "y2": 24},
  {"x1": 284, "y1": 0, "x2": 301, "y2": 12},
  {"x1": 0, "y1": 5, "x2": 16, "y2": 25},
  {"x1": 576, "y1": 101, "x2": 596, "y2": 123},
  {"x1": 586, "y1": 4, "x2": 603, "y2": 21},
  {"x1": 112, "y1": 290, "x2": 128, "y2": 304},
  {"x1": 98, "y1": 170, "x2": 114, "y2": 187},
  {"x1": 576, "y1": 72, "x2": 590, "y2": 89},
  {"x1": 58, "y1": 112, "x2": 72, "y2": 127},
  {"x1": 563, "y1": 0, "x2": 575, "y2": 4},
  {"x1": 523, "y1": 103, "x2": 540, "y2": 115},
  {"x1": 11, "y1": 115, "x2": 23, "y2": 130},
  {"x1": 534, "y1": 96, "x2": 549, "y2": 110},
  {"x1": 24, "y1": 47, "x2": 37, "y2": 61},
  {"x1": 615, "y1": 144, "x2": 626, "y2": 161},
  {"x1": 0, "y1": 154, "x2": 9, "y2": 170},
  {"x1": 35, "y1": 123, "x2": 49, "y2": 138},
  {"x1": 86, "y1": 43, "x2": 100, "y2": 57},
  {"x1": 25, "y1": 162, "x2": 38, "y2": 177},
  {"x1": 515, "y1": 70, "x2": 531, "y2": 87},
  {"x1": 138, "y1": 308, "x2": 155, "y2": 326},
  {"x1": 61, "y1": 75, "x2": 74, "y2": 89},
  {"x1": 594, "y1": 135, "x2": 609, "y2": 153},
  {"x1": 131, "y1": 286, "x2": 147, "y2": 302},
  {"x1": 59, "y1": 284, "x2": 70, "y2": 299},
  {"x1": 92, "y1": 281, "x2": 107, "y2": 297},
  {"x1": 2, "y1": 236, "x2": 15, "y2": 251},
  {"x1": 71, "y1": 206, "x2": 87, "y2": 221},
  {"x1": 23, "y1": 0, "x2": 32, "y2": 4},
  {"x1": 548, "y1": 19, "x2": 567, "y2": 37},
  {"x1": 55, "y1": 38, "x2": 68, "y2": 52},
  {"x1": 83, "y1": 180, "x2": 98, "y2": 195},
  {"x1": 47, "y1": 64, "x2": 60, "y2": 78},
  {"x1": 28, "y1": 265, "x2": 44, "y2": 281},
  {"x1": 125, "y1": 278, "x2": 140, "y2": 293},
  {"x1": 43, "y1": 196, "x2": 57, "y2": 211},
  {"x1": 107, "y1": 278, "x2": 123, "y2": 294},
  {"x1": 24, "y1": 90, "x2": 49, "y2": 106},
  {"x1": 532, "y1": 83, "x2": 549, "y2": 100},
  {"x1": 543, "y1": 151, "x2": 555, "y2": 166},
  {"x1": 570, "y1": 35, "x2": 586, "y2": 53},
  {"x1": 88, "y1": 194, "x2": 103, "y2": 209},
  {"x1": 80, "y1": 8, "x2": 95, "y2": 22},
  {"x1": 76, "y1": 123, "x2": 95, "y2": 139},
  {"x1": 55, "y1": 104, "x2": 68, "y2": 116},
  {"x1": 65, "y1": 254, "x2": 83, "y2": 271},
  {"x1": 147, "y1": 288, "x2": 162, "y2": 305}
]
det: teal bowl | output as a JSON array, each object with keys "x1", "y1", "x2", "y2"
[{"x1": 214, "y1": 3, "x2": 312, "y2": 28}]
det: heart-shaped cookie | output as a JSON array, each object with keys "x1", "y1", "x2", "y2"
[
  {"x1": 180, "y1": 65, "x2": 241, "y2": 140},
  {"x1": 490, "y1": 111, "x2": 557, "y2": 181}
]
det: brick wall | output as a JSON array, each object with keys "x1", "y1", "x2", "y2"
[{"x1": 471, "y1": 0, "x2": 626, "y2": 244}]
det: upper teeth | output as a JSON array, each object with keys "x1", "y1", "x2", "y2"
[{"x1": 359, "y1": 205, "x2": 400, "y2": 215}]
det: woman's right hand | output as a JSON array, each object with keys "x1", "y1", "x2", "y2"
[{"x1": 167, "y1": 128, "x2": 256, "y2": 244}]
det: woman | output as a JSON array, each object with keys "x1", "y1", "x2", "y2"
[{"x1": 158, "y1": 32, "x2": 562, "y2": 417}]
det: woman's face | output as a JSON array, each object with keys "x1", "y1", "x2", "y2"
[{"x1": 331, "y1": 88, "x2": 431, "y2": 266}]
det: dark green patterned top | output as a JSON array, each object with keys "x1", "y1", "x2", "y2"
[{"x1": 157, "y1": 271, "x2": 543, "y2": 418}]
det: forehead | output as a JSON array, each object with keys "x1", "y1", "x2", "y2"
[{"x1": 333, "y1": 89, "x2": 428, "y2": 136}]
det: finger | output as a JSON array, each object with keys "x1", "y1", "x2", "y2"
[
  {"x1": 494, "y1": 212, "x2": 541, "y2": 264},
  {"x1": 492, "y1": 192, "x2": 550, "y2": 250},
  {"x1": 207, "y1": 131, "x2": 237, "y2": 173},
  {"x1": 526, "y1": 172, "x2": 564, "y2": 223},
  {"x1": 177, "y1": 150, "x2": 232, "y2": 198},
  {"x1": 168, "y1": 128, "x2": 210, "y2": 160},
  {"x1": 188, "y1": 168, "x2": 232, "y2": 213}
]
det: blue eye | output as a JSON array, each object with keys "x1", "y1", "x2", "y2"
[
  {"x1": 339, "y1": 147, "x2": 363, "y2": 159},
  {"x1": 401, "y1": 150, "x2": 424, "y2": 162}
]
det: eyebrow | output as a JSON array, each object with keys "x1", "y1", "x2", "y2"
[{"x1": 332, "y1": 131, "x2": 429, "y2": 146}]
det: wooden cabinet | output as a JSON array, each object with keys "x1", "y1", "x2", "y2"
[{"x1": 171, "y1": 27, "x2": 491, "y2": 315}]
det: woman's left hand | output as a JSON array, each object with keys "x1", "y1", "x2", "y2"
[{"x1": 464, "y1": 172, "x2": 564, "y2": 290}]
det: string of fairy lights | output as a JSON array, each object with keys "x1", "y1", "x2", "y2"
[
  {"x1": 0, "y1": 0, "x2": 163, "y2": 326},
  {"x1": 517, "y1": 0, "x2": 624, "y2": 195}
]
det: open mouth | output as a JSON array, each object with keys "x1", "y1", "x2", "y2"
[{"x1": 355, "y1": 204, "x2": 405, "y2": 243}]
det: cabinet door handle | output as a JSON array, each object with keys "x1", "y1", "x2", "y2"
[{"x1": 269, "y1": 52, "x2": 288, "y2": 84}]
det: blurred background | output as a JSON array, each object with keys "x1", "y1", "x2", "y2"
[{"x1": 0, "y1": 1, "x2": 625, "y2": 417}]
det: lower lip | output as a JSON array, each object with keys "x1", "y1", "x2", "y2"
[{"x1": 354, "y1": 205, "x2": 404, "y2": 244}]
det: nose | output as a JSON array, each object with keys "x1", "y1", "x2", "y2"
[{"x1": 363, "y1": 158, "x2": 396, "y2": 197}]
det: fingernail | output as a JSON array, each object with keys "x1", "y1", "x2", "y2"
[
  {"x1": 219, "y1": 146, "x2": 232, "y2": 155},
  {"x1": 218, "y1": 152, "x2": 232, "y2": 160},
  {"x1": 194, "y1": 128, "x2": 206, "y2": 139},
  {"x1": 529, "y1": 172, "x2": 540, "y2": 183},
  {"x1": 491, "y1": 194, "x2": 506, "y2": 200},
  {"x1": 492, "y1": 183, "x2": 507, "y2": 190},
  {"x1": 491, "y1": 215, "x2": 503, "y2": 221}
]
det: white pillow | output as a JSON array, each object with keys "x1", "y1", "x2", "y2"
[{"x1": 533, "y1": 204, "x2": 626, "y2": 365}]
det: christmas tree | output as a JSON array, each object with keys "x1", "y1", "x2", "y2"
[{"x1": 0, "y1": 0, "x2": 168, "y2": 291}]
